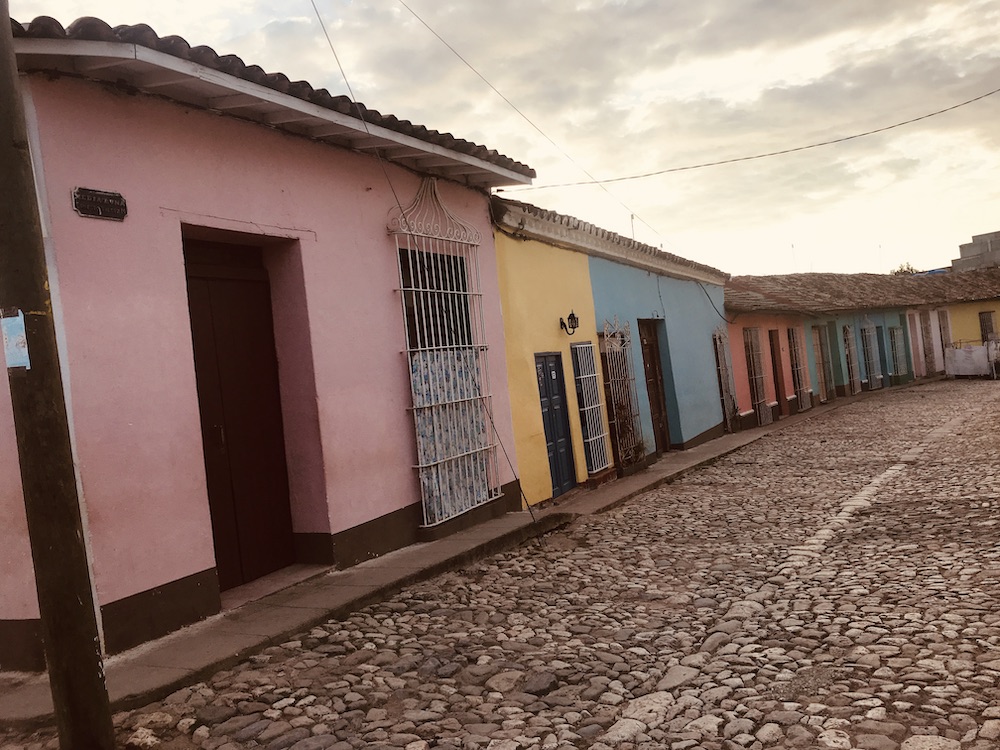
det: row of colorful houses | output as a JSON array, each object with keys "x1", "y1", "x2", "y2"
[
  {"x1": 2, "y1": 17, "x2": 999, "y2": 671},
  {"x1": 723, "y1": 271, "x2": 1000, "y2": 426}
]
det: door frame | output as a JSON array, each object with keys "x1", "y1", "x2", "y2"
[
  {"x1": 637, "y1": 319, "x2": 671, "y2": 453},
  {"x1": 184, "y1": 239, "x2": 296, "y2": 591},
  {"x1": 535, "y1": 352, "x2": 576, "y2": 498}
]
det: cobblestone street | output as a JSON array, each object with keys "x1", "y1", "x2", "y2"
[{"x1": 4, "y1": 380, "x2": 1000, "y2": 750}]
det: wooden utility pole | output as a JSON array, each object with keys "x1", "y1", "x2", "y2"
[{"x1": 0, "y1": 6, "x2": 116, "y2": 749}]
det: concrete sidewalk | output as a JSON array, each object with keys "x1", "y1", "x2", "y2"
[{"x1": 0, "y1": 396, "x2": 856, "y2": 727}]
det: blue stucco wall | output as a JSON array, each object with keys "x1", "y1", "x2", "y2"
[
  {"x1": 804, "y1": 311, "x2": 913, "y2": 396},
  {"x1": 588, "y1": 257, "x2": 725, "y2": 447}
]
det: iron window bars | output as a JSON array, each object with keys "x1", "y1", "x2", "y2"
[
  {"x1": 842, "y1": 325, "x2": 862, "y2": 395},
  {"x1": 811, "y1": 326, "x2": 833, "y2": 403},
  {"x1": 390, "y1": 179, "x2": 500, "y2": 526},
  {"x1": 889, "y1": 326, "x2": 907, "y2": 377},
  {"x1": 601, "y1": 317, "x2": 645, "y2": 465},
  {"x1": 570, "y1": 342, "x2": 611, "y2": 474},
  {"x1": 743, "y1": 327, "x2": 772, "y2": 426},
  {"x1": 712, "y1": 328, "x2": 739, "y2": 431},
  {"x1": 979, "y1": 311, "x2": 997, "y2": 344},
  {"x1": 919, "y1": 311, "x2": 937, "y2": 374},
  {"x1": 787, "y1": 327, "x2": 812, "y2": 410},
  {"x1": 860, "y1": 326, "x2": 883, "y2": 390}
]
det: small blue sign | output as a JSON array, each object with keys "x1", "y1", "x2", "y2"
[{"x1": 1, "y1": 310, "x2": 31, "y2": 370}]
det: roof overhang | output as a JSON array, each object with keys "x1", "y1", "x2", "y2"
[
  {"x1": 15, "y1": 37, "x2": 532, "y2": 190},
  {"x1": 496, "y1": 199, "x2": 728, "y2": 286}
]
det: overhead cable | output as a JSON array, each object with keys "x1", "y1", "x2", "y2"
[
  {"x1": 504, "y1": 82, "x2": 1000, "y2": 191},
  {"x1": 394, "y1": 0, "x2": 664, "y2": 241}
]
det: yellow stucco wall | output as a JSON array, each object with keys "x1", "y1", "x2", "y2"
[
  {"x1": 945, "y1": 300, "x2": 1000, "y2": 344},
  {"x1": 495, "y1": 230, "x2": 611, "y2": 506}
]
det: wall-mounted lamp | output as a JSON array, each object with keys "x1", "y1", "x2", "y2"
[{"x1": 560, "y1": 310, "x2": 580, "y2": 336}]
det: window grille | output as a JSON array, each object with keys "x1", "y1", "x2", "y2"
[
  {"x1": 889, "y1": 326, "x2": 907, "y2": 376},
  {"x1": 743, "y1": 327, "x2": 772, "y2": 426},
  {"x1": 712, "y1": 328, "x2": 739, "y2": 431},
  {"x1": 979, "y1": 311, "x2": 997, "y2": 344},
  {"x1": 842, "y1": 325, "x2": 861, "y2": 395},
  {"x1": 787, "y1": 327, "x2": 811, "y2": 410},
  {"x1": 389, "y1": 178, "x2": 500, "y2": 527},
  {"x1": 919, "y1": 311, "x2": 936, "y2": 374},
  {"x1": 570, "y1": 342, "x2": 610, "y2": 474},
  {"x1": 812, "y1": 325, "x2": 834, "y2": 402},
  {"x1": 860, "y1": 326, "x2": 883, "y2": 390},
  {"x1": 907, "y1": 313, "x2": 923, "y2": 376},
  {"x1": 601, "y1": 317, "x2": 644, "y2": 464}
]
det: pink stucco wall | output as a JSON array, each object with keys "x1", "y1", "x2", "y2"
[
  {"x1": 0, "y1": 75, "x2": 516, "y2": 615},
  {"x1": 727, "y1": 314, "x2": 806, "y2": 415}
]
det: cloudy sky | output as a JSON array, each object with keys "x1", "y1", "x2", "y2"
[{"x1": 10, "y1": 1, "x2": 1000, "y2": 275}]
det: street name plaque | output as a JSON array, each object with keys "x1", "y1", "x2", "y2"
[{"x1": 73, "y1": 187, "x2": 127, "y2": 221}]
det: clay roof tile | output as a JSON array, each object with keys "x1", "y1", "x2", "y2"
[
  {"x1": 12, "y1": 15, "x2": 536, "y2": 180},
  {"x1": 23, "y1": 16, "x2": 64, "y2": 38},
  {"x1": 113, "y1": 23, "x2": 160, "y2": 48},
  {"x1": 65, "y1": 17, "x2": 117, "y2": 42}
]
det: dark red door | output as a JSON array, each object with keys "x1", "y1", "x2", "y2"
[
  {"x1": 638, "y1": 319, "x2": 670, "y2": 453},
  {"x1": 185, "y1": 241, "x2": 294, "y2": 591}
]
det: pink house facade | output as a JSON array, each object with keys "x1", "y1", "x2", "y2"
[
  {"x1": 1, "y1": 18, "x2": 532, "y2": 670},
  {"x1": 724, "y1": 313, "x2": 813, "y2": 429}
]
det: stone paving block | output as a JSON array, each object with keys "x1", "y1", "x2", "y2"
[{"x1": 4, "y1": 381, "x2": 1000, "y2": 750}]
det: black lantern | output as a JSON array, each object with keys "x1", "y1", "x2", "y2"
[{"x1": 560, "y1": 310, "x2": 580, "y2": 336}]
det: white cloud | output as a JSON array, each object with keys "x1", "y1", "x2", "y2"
[{"x1": 10, "y1": 0, "x2": 1000, "y2": 274}]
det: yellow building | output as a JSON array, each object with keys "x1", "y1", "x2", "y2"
[
  {"x1": 943, "y1": 299, "x2": 999, "y2": 345},
  {"x1": 493, "y1": 199, "x2": 612, "y2": 506}
]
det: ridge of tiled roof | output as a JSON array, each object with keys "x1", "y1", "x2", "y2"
[
  {"x1": 726, "y1": 268, "x2": 1000, "y2": 313},
  {"x1": 10, "y1": 15, "x2": 535, "y2": 181},
  {"x1": 492, "y1": 196, "x2": 729, "y2": 285}
]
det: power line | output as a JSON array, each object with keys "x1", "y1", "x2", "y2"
[
  {"x1": 394, "y1": 0, "x2": 665, "y2": 242},
  {"x1": 307, "y1": 1, "x2": 540, "y2": 527},
  {"x1": 308, "y1": 0, "x2": 407, "y2": 215},
  {"x1": 505, "y1": 82, "x2": 1000, "y2": 190}
]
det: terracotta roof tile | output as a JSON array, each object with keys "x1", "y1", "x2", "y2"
[
  {"x1": 493, "y1": 196, "x2": 728, "y2": 282},
  {"x1": 11, "y1": 15, "x2": 536, "y2": 180},
  {"x1": 726, "y1": 269, "x2": 1000, "y2": 313}
]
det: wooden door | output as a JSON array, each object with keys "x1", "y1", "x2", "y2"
[
  {"x1": 768, "y1": 329, "x2": 788, "y2": 416},
  {"x1": 185, "y1": 241, "x2": 294, "y2": 591},
  {"x1": 536, "y1": 354, "x2": 576, "y2": 497},
  {"x1": 637, "y1": 319, "x2": 670, "y2": 453}
]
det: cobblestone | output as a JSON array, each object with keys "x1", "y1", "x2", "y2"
[{"x1": 3, "y1": 380, "x2": 999, "y2": 749}]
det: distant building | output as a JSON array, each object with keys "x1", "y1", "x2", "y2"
[
  {"x1": 491, "y1": 197, "x2": 730, "y2": 505},
  {"x1": 953, "y1": 231, "x2": 1000, "y2": 271}
]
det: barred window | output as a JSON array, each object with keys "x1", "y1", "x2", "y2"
[
  {"x1": 843, "y1": 325, "x2": 861, "y2": 395},
  {"x1": 889, "y1": 326, "x2": 907, "y2": 376},
  {"x1": 571, "y1": 342, "x2": 611, "y2": 474},
  {"x1": 390, "y1": 178, "x2": 499, "y2": 527},
  {"x1": 601, "y1": 317, "x2": 644, "y2": 465},
  {"x1": 398, "y1": 248, "x2": 472, "y2": 351},
  {"x1": 743, "y1": 327, "x2": 771, "y2": 426},
  {"x1": 812, "y1": 326, "x2": 833, "y2": 402},
  {"x1": 787, "y1": 327, "x2": 811, "y2": 409},
  {"x1": 980, "y1": 311, "x2": 997, "y2": 343},
  {"x1": 860, "y1": 327, "x2": 883, "y2": 390}
]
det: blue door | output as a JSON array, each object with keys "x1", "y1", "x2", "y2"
[{"x1": 536, "y1": 354, "x2": 576, "y2": 497}]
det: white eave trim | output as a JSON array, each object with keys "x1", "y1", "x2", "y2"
[
  {"x1": 498, "y1": 203, "x2": 727, "y2": 286},
  {"x1": 14, "y1": 37, "x2": 532, "y2": 189}
]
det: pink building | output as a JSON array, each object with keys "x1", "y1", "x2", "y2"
[
  {"x1": 723, "y1": 313, "x2": 813, "y2": 429},
  {"x1": 1, "y1": 17, "x2": 532, "y2": 670}
]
